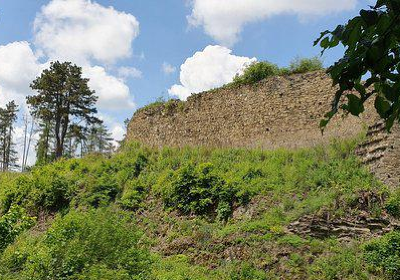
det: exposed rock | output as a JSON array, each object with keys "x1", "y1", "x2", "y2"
[
  {"x1": 287, "y1": 214, "x2": 399, "y2": 239},
  {"x1": 356, "y1": 121, "x2": 400, "y2": 188}
]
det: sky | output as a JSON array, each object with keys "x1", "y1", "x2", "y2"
[{"x1": 0, "y1": 0, "x2": 373, "y2": 165}]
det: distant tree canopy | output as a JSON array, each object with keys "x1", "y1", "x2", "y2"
[
  {"x1": 232, "y1": 57, "x2": 324, "y2": 87},
  {"x1": 27, "y1": 61, "x2": 100, "y2": 161},
  {"x1": 316, "y1": 0, "x2": 400, "y2": 130}
]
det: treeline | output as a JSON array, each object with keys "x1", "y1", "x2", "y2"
[{"x1": 1, "y1": 61, "x2": 115, "y2": 172}]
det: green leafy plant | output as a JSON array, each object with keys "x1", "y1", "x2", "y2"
[
  {"x1": 232, "y1": 61, "x2": 280, "y2": 86},
  {"x1": 0, "y1": 208, "x2": 151, "y2": 280},
  {"x1": 159, "y1": 162, "x2": 236, "y2": 220},
  {"x1": 385, "y1": 189, "x2": 400, "y2": 217},
  {"x1": 0, "y1": 205, "x2": 36, "y2": 252},
  {"x1": 364, "y1": 231, "x2": 400, "y2": 279},
  {"x1": 288, "y1": 57, "x2": 324, "y2": 74},
  {"x1": 316, "y1": 0, "x2": 400, "y2": 130}
]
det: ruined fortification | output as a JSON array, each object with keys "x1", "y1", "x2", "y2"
[{"x1": 127, "y1": 70, "x2": 400, "y2": 187}]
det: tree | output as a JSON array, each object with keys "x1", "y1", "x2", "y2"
[
  {"x1": 315, "y1": 0, "x2": 400, "y2": 130},
  {"x1": 0, "y1": 101, "x2": 19, "y2": 171},
  {"x1": 27, "y1": 61, "x2": 100, "y2": 160},
  {"x1": 84, "y1": 123, "x2": 114, "y2": 155}
]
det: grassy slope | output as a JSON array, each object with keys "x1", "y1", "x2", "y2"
[{"x1": 0, "y1": 138, "x2": 396, "y2": 279}]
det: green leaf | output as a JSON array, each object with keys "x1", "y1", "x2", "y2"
[
  {"x1": 375, "y1": 95, "x2": 391, "y2": 118},
  {"x1": 381, "y1": 83, "x2": 398, "y2": 102},
  {"x1": 354, "y1": 83, "x2": 367, "y2": 97},
  {"x1": 360, "y1": 9, "x2": 379, "y2": 26},
  {"x1": 346, "y1": 94, "x2": 365, "y2": 116},
  {"x1": 314, "y1": 30, "x2": 330, "y2": 46},
  {"x1": 320, "y1": 37, "x2": 330, "y2": 49}
]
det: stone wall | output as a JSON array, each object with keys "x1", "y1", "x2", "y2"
[
  {"x1": 356, "y1": 121, "x2": 400, "y2": 188},
  {"x1": 127, "y1": 71, "x2": 377, "y2": 150},
  {"x1": 127, "y1": 70, "x2": 400, "y2": 188}
]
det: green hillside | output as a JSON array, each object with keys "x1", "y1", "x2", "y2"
[{"x1": 0, "y1": 139, "x2": 399, "y2": 279}]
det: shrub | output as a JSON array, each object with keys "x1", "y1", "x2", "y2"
[
  {"x1": 385, "y1": 190, "x2": 400, "y2": 217},
  {"x1": 0, "y1": 208, "x2": 151, "y2": 280},
  {"x1": 0, "y1": 205, "x2": 36, "y2": 252},
  {"x1": 364, "y1": 231, "x2": 400, "y2": 279},
  {"x1": 159, "y1": 162, "x2": 236, "y2": 220},
  {"x1": 119, "y1": 179, "x2": 148, "y2": 210},
  {"x1": 288, "y1": 57, "x2": 323, "y2": 74},
  {"x1": 309, "y1": 241, "x2": 370, "y2": 280},
  {"x1": 232, "y1": 61, "x2": 281, "y2": 86},
  {"x1": 229, "y1": 263, "x2": 268, "y2": 280}
]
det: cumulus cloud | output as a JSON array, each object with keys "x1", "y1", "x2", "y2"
[
  {"x1": 188, "y1": 0, "x2": 358, "y2": 46},
  {"x1": 83, "y1": 66, "x2": 135, "y2": 111},
  {"x1": 0, "y1": 0, "x2": 141, "y2": 166},
  {"x1": 168, "y1": 45, "x2": 256, "y2": 100},
  {"x1": 118, "y1": 66, "x2": 142, "y2": 79},
  {"x1": 97, "y1": 113, "x2": 127, "y2": 147},
  {"x1": 34, "y1": 0, "x2": 140, "y2": 64},
  {"x1": 0, "y1": 41, "x2": 44, "y2": 108},
  {"x1": 30, "y1": 0, "x2": 139, "y2": 111},
  {"x1": 162, "y1": 62, "x2": 176, "y2": 75}
]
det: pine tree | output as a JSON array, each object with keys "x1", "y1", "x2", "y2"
[
  {"x1": 85, "y1": 123, "x2": 114, "y2": 155},
  {"x1": 64, "y1": 124, "x2": 87, "y2": 158},
  {"x1": 27, "y1": 61, "x2": 100, "y2": 161},
  {"x1": 0, "y1": 101, "x2": 19, "y2": 171}
]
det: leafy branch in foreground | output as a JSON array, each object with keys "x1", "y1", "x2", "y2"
[{"x1": 315, "y1": 0, "x2": 400, "y2": 130}]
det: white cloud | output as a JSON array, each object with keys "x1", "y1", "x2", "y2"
[
  {"x1": 0, "y1": 41, "x2": 44, "y2": 108},
  {"x1": 83, "y1": 66, "x2": 135, "y2": 111},
  {"x1": 168, "y1": 45, "x2": 256, "y2": 100},
  {"x1": 0, "y1": 1, "x2": 141, "y2": 166},
  {"x1": 188, "y1": 0, "x2": 358, "y2": 46},
  {"x1": 34, "y1": 0, "x2": 140, "y2": 64},
  {"x1": 97, "y1": 113, "x2": 126, "y2": 147},
  {"x1": 118, "y1": 66, "x2": 142, "y2": 79},
  {"x1": 162, "y1": 62, "x2": 176, "y2": 74},
  {"x1": 111, "y1": 124, "x2": 126, "y2": 142}
]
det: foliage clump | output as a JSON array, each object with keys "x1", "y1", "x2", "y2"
[
  {"x1": 364, "y1": 231, "x2": 400, "y2": 280},
  {"x1": 158, "y1": 162, "x2": 242, "y2": 220},
  {"x1": 231, "y1": 57, "x2": 324, "y2": 87},
  {"x1": 0, "y1": 205, "x2": 35, "y2": 253},
  {"x1": 232, "y1": 61, "x2": 281, "y2": 86},
  {"x1": 288, "y1": 57, "x2": 324, "y2": 74},
  {"x1": 315, "y1": 0, "x2": 400, "y2": 130},
  {"x1": 0, "y1": 208, "x2": 151, "y2": 280}
]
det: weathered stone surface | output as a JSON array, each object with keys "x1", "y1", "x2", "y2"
[
  {"x1": 356, "y1": 121, "x2": 400, "y2": 188},
  {"x1": 127, "y1": 71, "x2": 378, "y2": 150},
  {"x1": 127, "y1": 70, "x2": 400, "y2": 187},
  {"x1": 287, "y1": 214, "x2": 398, "y2": 239}
]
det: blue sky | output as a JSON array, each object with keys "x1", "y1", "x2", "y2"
[{"x1": 0, "y1": 0, "x2": 372, "y2": 158}]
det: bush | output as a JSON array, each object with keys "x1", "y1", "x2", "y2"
[
  {"x1": 386, "y1": 190, "x2": 400, "y2": 217},
  {"x1": 230, "y1": 57, "x2": 323, "y2": 87},
  {"x1": 0, "y1": 151, "x2": 151, "y2": 213},
  {"x1": 364, "y1": 231, "x2": 400, "y2": 279},
  {"x1": 232, "y1": 61, "x2": 281, "y2": 86},
  {"x1": 118, "y1": 179, "x2": 148, "y2": 210},
  {"x1": 159, "y1": 162, "x2": 237, "y2": 220},
  {"x1": 0, "y1": 205, "x2": 36, "y2": 252},
  {"x1": 308, "y1": 241, "x2": 370, "y2": 280},
  {"x1": 0, "y1": 208, "x2": 151, "y2": 280},
  {"x1": 288, "y1": 57, "x2": 323, "y2": 74}
]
